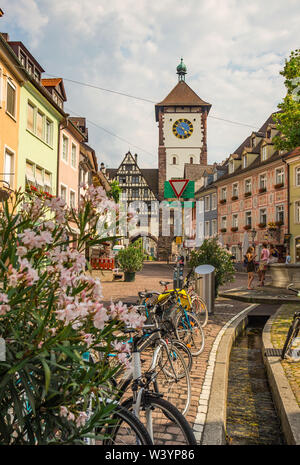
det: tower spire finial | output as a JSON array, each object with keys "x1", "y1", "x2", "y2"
[{"x1": 176, "y1": 58, "x2": 187, "y2": 81}]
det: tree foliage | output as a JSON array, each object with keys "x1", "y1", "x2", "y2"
[
  {"x1": 189, "y1": 238, "x2": 235, "y2": 296},
  {"x1": 273, "y1": 49, "x2": 300, "y2": 151}
]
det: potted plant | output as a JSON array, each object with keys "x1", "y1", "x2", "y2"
[
  {"x1": 117, "y1": 245, "x2": 144, "y2": 281},
  {"x1": 274, "y1": 182, "x2": 284, "y2": 189},
  {"x1": 231, "y1": 226, "x2": 238, "y2": 232},
  {"x1": 231, "y1": 195, "x2": 238, "y2": 201},
  {"x1": 220, "y1": 199, "x2": 227, "y2": 204},
  {"x1": 244, "y1": 191, "x2": 252, "y2": 198},
  {"x1": 220, "y1": 228, "x2": 227, "y2": 233},
  {"x1": 244, "y1": 224, "x2": 251, "y2": 230},
  {"x1": 258, "y1": 187, "x2": 267, "y2": 193},
  {"x1": 275, "y1": 220, "x2": 284, "y2": 227},
  {"x1": 258, "y1": 223, "x2": 266, "y2": 229},
  {"x1": 267, "y1": 221, "x2": 277, "y2": 231}
]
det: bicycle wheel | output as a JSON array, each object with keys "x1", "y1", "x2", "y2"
[
  {"x1": 101, "y1": 405, "x2": 153, "y2": 445},
  {"x1": 174, "y1": 310, "x2": 205, "y2": 356},
  {"x1": 281, "y1": 320, "x2": 300, "y2": 359},
  {"x1": 191, "y1": 295, "x2": 208, "y2": 328},
  {"x1": 154, "y1": 342, "x2": 191, "y2": 416},
  {"x1": 122, "y1": 394, "x2": 197, "y2": 445},
  {"x1": 170, "y1": 339, "x2": 193, "y2": 372}
]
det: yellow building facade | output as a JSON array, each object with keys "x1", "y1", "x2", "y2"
[
  {"x1": 0, "y1": 34, "x2": 24, "y2": 191},
  {"x1": 285, "y1": 147, "x2": 300, "y2": 262}
]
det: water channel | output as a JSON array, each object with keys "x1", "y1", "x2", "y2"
[{"x1": 226, "y1": 316, "x2": 285, "y2": 445}]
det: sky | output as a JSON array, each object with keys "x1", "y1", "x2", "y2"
[{"x1": 1, "y1": 0, "x2": 299, "y2": 169}]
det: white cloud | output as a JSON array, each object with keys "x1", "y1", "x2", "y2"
[{"x1": 1, "y1": 0, "x2": 299, "y2": 167}]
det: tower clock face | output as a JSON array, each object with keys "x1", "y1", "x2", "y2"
[{"x1": 172, "y1": 119, "x2": 193, "y2": 139}]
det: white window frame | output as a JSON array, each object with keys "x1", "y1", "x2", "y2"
[
  {"x1": 295, "y1": 166, "x2": 300, "y2": 187},
  {"x1": 232, "y1": 182, "x2": 238, "y2": 198},
  {"x1": 245, "y1": 210, "x2": 252, "y2": 227},
  {"x1": 232, "y1": 214, "x2": 238, "y2": 228},
  {"x1": 259, "y1": 208, "x2": 267, "y2": 225},
  {"x1": 69, "y1": 189, "x2": 76, "y2": 208},
  {"x1": 4, "y1": 145, "x2": 15, "y2": 188},
  {"x1": 221, "y1": 187, "x2": 227, "y2": 200},
  {"x1": 204, "y1": 221, "x2": 210, "y2": 237},
  {"x1": 245, "y1": 178, "x2": 252, "y2": 194},
  {"x1": 60, "y1": 183, "x2": 67, "y2": 202},
  {"x1": 204, "y1": 195, "x2": 210, "y2": 212},
  {"x1": 71, "y1": 143, "x2": 77, "y2": 169},
  {"x1": 259, "y1": 173, "x2": 267, "y2": 190},
  {"x1": 275, "y1": 167, "x2": 284, "y2": 186},
  {"x1": 221, "y1": 216, "x2": 227, "y2": 229},
  {"x1": 45, "y1": 118, "x2": 53, "y2": 146},
  {"x1": 6, "y1": 78, "x2": 16, "y2": 119},
  {"x1": 295, "y1": 201, "x2": 300, "y2": 224},
  {"x1": 262, "y1": 146, "x2": 267, "y2": 161},
  {"x1": 276, "y1": 204, "x2": 284, "y2": 223},
  {"x1": 212, "y1": 219, "x2": 217, "y2": 236},
  {"x1": 62, "y1": 135, "x2": 69, "y2": 163},
  {"x1": 211, "y1": 193, "x2": 217, "y2": 210}
]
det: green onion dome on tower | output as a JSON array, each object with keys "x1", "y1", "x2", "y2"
[{"x1": 176, "y1": 58, "x2": 187, "y2": 81}]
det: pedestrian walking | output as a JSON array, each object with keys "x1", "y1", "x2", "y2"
[
  {"x1": 285, "y1": 250, "x2": 291, "y2": 264},
  {"x1": 246, "y1": 246, "x2": 256, "y2": 290},
  {"x1": 258, "y1": 242, "x2": 270, "y2": 286},
  {"x1": 269, "y1": 244, "x2": 279, "y2": 264}
]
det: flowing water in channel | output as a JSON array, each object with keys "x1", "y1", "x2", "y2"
[{"x1": 226, "y1": 318, "x2": 284, "y2": 445}]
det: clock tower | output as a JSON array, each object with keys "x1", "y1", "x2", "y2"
[{"x1": 155, "y1": 59, "x2": 211, "y2": 201}]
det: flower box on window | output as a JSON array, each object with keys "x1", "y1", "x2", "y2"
[
  {"x1": 244, "y1": 192, "x2": 252, "y2": 198},
  {"x1": 258, "y1": 187, "x2": 267, "y2": 193},
  {"x1": 275, "y1": 220, "x2": 284, "y2": 227},
  {"x1": 220, "y1": 199, "x2": 227, "y2": 204},
  {"x1": 231, "y1": 195, "x2": 238, "y2": 201},
  {"x1": 274, "y1": 183, "x2": 284, "y2": 189},
  {"x1": 220, "y1": 228, "x2": 227, "y2": 233},
  {"x1": 231, "y1": 227, "x2": 238, "y2": 232},
  {"x1": 243, "y1": 225, "x2": 251, "y2": 230},
  {"x1": 258, "y1": 223, "x2": 266, "y2": 229}
]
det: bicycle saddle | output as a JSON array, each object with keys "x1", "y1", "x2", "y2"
[
  {"x1": 138, "y1": 291, "x2": 154, "y2": 299},
  {"x1": 159, "y1": 281, "x2": 171, "y2": 286}
]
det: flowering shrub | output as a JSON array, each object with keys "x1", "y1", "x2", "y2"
[
  {"x1": 189, "y1": 237, "x2": 235, "y2": 296},
  {"x1": 0, "y1": 185, "x2": 145, "y2": 444}
]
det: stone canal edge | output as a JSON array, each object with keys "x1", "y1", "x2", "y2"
[{"x1": 192, "y1": 303, "x2": 300, "y2": 445}]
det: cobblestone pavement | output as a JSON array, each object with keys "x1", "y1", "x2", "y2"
[{"x1": 96, "y1": 264, "x2": 255, "y2": 444}]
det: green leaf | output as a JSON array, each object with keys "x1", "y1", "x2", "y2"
[{"x1": 41, "y1": 358, "x2": 51, "y2": 397}]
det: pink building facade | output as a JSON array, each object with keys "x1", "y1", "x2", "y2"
[{"x1": 215, "y1": 114, "x2": 288, "y2": 261}]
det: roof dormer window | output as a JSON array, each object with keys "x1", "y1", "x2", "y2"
[{"x1": 262, "y1": 146, "x2": 267, "y2": 161}]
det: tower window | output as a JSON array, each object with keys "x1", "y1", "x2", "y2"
[
  {"x1": 190, "y1": 157, "x2": 194, "y2": 164},
  {"x1": 172, "y1": 156, "x2": 177, "y2": 165}
]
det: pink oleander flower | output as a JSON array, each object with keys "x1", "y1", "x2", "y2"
[
  {"x1": 117, "y1": 352, "x2": 131, "y2": 369},
  {"x1": 16, "y1": 246, "x2": 27, "y2": 257},
  {"x1": 76, "y1": 411, "x2": 88, "y2": 428},
  {"x1": 0, "y1": 293, "x2": 9, "y2": 304},
  {"x1": 0, "y1": 304, "x2": 10, "y2": 315},
  {"x1": 60, "y1": 406, "x2": 68, "y2": 417},
  {"x1": 93, "y1": 304, "x2": 108, "y2": 330}
]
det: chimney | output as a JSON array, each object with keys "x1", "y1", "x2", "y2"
[
  {"x1": 0, "y1": 32, "x2": 9, "y2": 41},
  {"x1": 134, "y1": 154, "x2": 138, "y2": 164}
]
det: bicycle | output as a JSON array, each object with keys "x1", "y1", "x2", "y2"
[
  {"x1": 281, "y1": 284, "x2": 300, "y2": 360},
  {"x1": 120, "y1": 325, "x2": 197, "y2": 445}
]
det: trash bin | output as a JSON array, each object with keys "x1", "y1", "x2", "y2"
[{"x1": 194, "y1": 264, "x2": 215, "y2": 314}]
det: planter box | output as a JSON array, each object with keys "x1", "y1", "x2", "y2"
[
  {"x1": 270, "y1": 263, "x2": 300, "y2": 289},
  {"x1": 259, "y1": 188, "x2": 267, "y2": 193},
  {"x1": 243, "y1": 225, "x2": 251, "y2": 230},
  {"x1": 220, "y1": 228, "x2": 227, "y2": 233},
  {"x1": 231, "y1": 227, "x2": 238, "y2": 232},
  {"x1": 220, "y1": 199, "x2": 227, "y2": 204},
  {"x1": 231, "y1": 196, "x2": 238, "y2": 201},
  {"x1": 244, "y1": 192, "x2": 252, "y2": 198},
  {"x1": 274, "y1": 183, "x2": 284, "y2": 189},
  {"x1": 258, "y1": 223, "x2": 266, "y2": 229},
  {"x1": 275, "y1": 221, "x2": 284, "y2": 227}
]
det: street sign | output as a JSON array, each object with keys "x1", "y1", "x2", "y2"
[
  {"x1": 169, "y1": 179, "x2": 189, "y2": 198},
  {"x1": 175, "y1": 236, "x2": 182, "y2": 244},
  {"x1": 164, "y1": 180, "x2": 195, "y2": 199}
]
